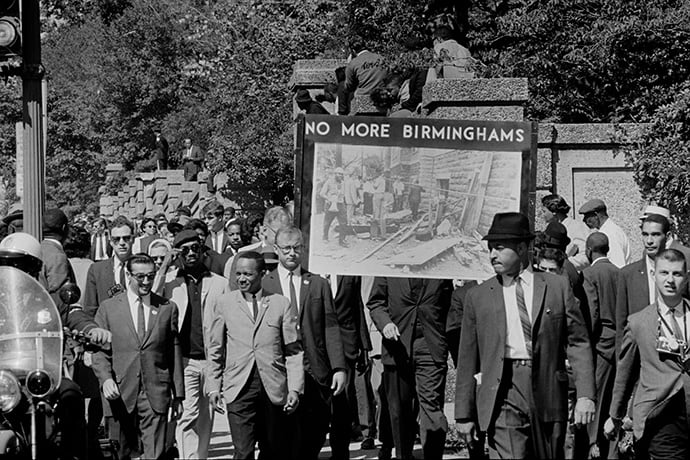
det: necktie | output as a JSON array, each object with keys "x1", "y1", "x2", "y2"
[
  {"x1": 118, "y1": 264, "x2": 126, "y2": 286},
  {"x1": 137, "y1": 298, "x2": 146, "y2": 342},
  {"x1": 515, "y1": 277, "x2": 532, "y2": 357},
  {"x1": 289, "y1": 271, "x2": 298, "y2": 312},
  {"x1": 668, "y1": 306, "x2": 684, "y2": 342},
  {"x1": 252, "y1": 294, "x2": 259, "y2": 321}
]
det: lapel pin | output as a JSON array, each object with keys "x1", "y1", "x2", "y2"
[
  {"x1": 303, "y1": 279, "x2": 310, "y2": 285},
  {"x1": 151, "y1": 310, "x2": 158, "y2": 315},
  {"x1": 546, "y1": 309, "x2": 552, "y2": 314}
]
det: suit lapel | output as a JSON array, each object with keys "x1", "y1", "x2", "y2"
[
  {"x1": 264, "y1": 270, "x2": 283, "y2": 296},
  {"x1": 233, "y1": 291, "x2": 254, "y2": 323},
  {"x1": 254, "y1": 292, "x2": 271, "y2": 334},
  {"x1": 142, "y1": 295, "x2": 162, "y2": 346},
  {"x1": 300, "y1": 270, "x2": 311, "y2": 322},
  {"x1": 487, "y1": 277, "x2": 507, "y2": 352},
  {"x1": 201, "y1": 276, "x2": 211, "y2": 308},
  {"x1": 114, "y1": 294, "x2": 138, "y2": 344},
  {"x1": 531, "y1": 273, "x2": 546, "y2": 328},
  {"x1": 637, "y1": 260, "x2": 649, "y2": 300}
]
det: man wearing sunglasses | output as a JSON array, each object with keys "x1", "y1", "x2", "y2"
[
  {"x1": 161, "y1": 230, "x2": 230, "y2": 459},
  {"x1": 91, "y1": 253, "x2": 185, "y2": 459},
  {"x1": 83, "y1": 215, "x2": 136, "y2": 317}
]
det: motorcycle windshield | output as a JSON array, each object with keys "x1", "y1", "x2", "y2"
[{"x1": 0, "y1": 267, "x2": 63, "y2": 390}]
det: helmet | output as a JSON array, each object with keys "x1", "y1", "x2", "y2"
[
  {"x1": 0, "y1": 232, "x2": 42, "y2": 260},
  {"x1": 0, "y1": 232, "x2": 43, "y2": 277}
]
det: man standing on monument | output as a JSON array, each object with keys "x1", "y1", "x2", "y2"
[{"x1": 578, "y1": 199, "x2": 631, "y2": 268}]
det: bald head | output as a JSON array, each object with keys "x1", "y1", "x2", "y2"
[{"x1": 586, "y1": 232, "x2": 609, "y2": 262}]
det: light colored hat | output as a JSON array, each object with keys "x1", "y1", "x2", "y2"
[{"x1": 639, "y1": 205, "x2": 670, "y2": 220}]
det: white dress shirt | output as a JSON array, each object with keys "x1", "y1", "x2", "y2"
[
  {"x1": 562, "y1": 216, "x2": 591, "y2": 271},
  {"x1": 245, "y1": 290, "x2": 263, "y2": 320},
  {"x1": 113, "y1": 257, "x2": 125, "y2": 285},
  {"x1": 278, "y1": 264, "x2": 302, "y2": 311},
  {"x1": 646, "y1": 256, "x2": 657, "y2": 306},
  {"x1": 502, "y1": 269, "x2": 535, "y2": 359},
  {"x1": 126, "y1": 289, "x2": 151, "y2": 334},
  {"x1": 599, "y1": 218, "x2": 632, "y2": 268},
  {"x1": 93, "y1": 233, "x2": 109, "y2": 261}
]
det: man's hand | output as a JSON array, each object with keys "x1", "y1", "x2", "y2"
[
  {"x1": 382, "y1": 322, "x2": 400, "y2": 341},
  {"x1": 603, "y1": 417, "x2": 621, "y2": 440},
  {"x1": 331, "y1": 370, "x2": 347, "y2": 396},
  {"x1": 89, "y1": 327, "x2": 112, "y2": 346},
  {"x1": 573, "y1": 397, "x2": 596, "y2": 426},
  {"x1": 209, "y1": 393, "x2": 225, "y2": 414},
  {"x1": 456, "y1": 421, "x2": 478, "y2": 446},
  {"x1": 172, "y1": 397, "x2": 185, "y2": 420},
  {"x1": 102, "y1": 379, "x2": 120, "y2": 400},
  {"x1": 283, "y1": 390, "x2": 299, "y2": 414}
]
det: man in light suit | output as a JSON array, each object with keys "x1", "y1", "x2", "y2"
[
  {"x1": 91, "y1": 254, "x2": 185, "y2": 459},
  {"x1": 262, "y1": 227, "x2": 347, "y2": 459},
  {"x1": 581, "y1": 232, "x2": 620, "y2": 458},
  {"x1": 90, "y1": 218, "x2": 112, "y2": 261},
  {"x1": 161, "y1": 230, "x2": 230, "y2": 459},
  {"x1": 207, "y1": 251, "x2": 303, "y2": 459},
  {"x1": 455, "y1": 212, "x2": 596, "y2": 459},
  {"x1": 368, "y1": 276, "x2": 453, "y2": 460},
  {"x1": 616, "y1": 214, "x2": 676, "y2": 352},
  {"x1": 606, "y1": 249, "x2": 690, "y2": 458}
]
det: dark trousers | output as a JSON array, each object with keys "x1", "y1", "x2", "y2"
[
  {"x1": 636, "y1": 390, "x2": 689, "y2": 460},
  {"x1": 109, "y1": 385, "x2": 167, "y2": 460},
  {"x1": 226, "y1": 365, "x2": 291, "y2": 460},
  {"x1": 323, "y1": 203, "x2": 348, "y2": 244},
  {"x1": 330, "y1": 359, "x2": 357, "y2": 459},
  {"x1": 488, "y1": 360, "x2": 565, "y2": 459},
  {"x1": 293, "y1": 372, "x2": 332, "y2": 460},
  {"x1": 383, "y1": 337, "x2": 448, "y2": 460},
  {"x1": 56, "y1": 378, "x2": 86, "y2": 460},
  {"x1": 409, "y1": 199, "x2": 421, "y2": 220},
  {"x1": 584, "y1": 353, "x2": 616, "y2": 459},
  {"x1": 183, "y1": 161, "x2": 199, "y2": 181}
]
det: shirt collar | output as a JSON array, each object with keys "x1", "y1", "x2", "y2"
[
  {"x1": 591, "y1": 256, "x2": 608, "y2": 266},
  {"x1": 126, "y1": 287, "x2": 151, "y2": 307},
  {"x1": 646, "y1": 256, "x2": 655, "y2": 272},
  {"x1": 278, "y1": 263, "x2": 300, "y2": 280},
  {"x1": 501, "y1": 267, "x2": 533, "y2": 287},
  {"x1": 44, "y1": 237, "x2": 62, "y2": 248},
  {"x1": 658, "y1": 297, "x2": 686, "y2": 316}
]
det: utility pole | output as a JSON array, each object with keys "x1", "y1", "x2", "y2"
[{"x1": 21, "y1": 0, "x2": 44, "y2": 239}]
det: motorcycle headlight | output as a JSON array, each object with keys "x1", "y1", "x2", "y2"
[
  {"x1": 0, "y1": 370, "x2": 21, "y2": 413},
  {"x1": 26, "y1": 370, "x2": 52, "y2": 398}
]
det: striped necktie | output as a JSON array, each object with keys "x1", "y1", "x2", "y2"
[{"x1": 515, "y1": 277, "x2": 532, "y2": 357}]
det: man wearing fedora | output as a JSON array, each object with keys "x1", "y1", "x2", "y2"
[
  {"x1": 455, "y1": 212, "x2": 596, "y2": 459},
  {"x1": 541, "y1": 194, "x2": 591, "y2": 271},
  {"x1": 578, "y1": 199, "x2": 631, "y2": 268},
  {"x1": 320, "y1": 167, "x2": 349, "y2": 247}
]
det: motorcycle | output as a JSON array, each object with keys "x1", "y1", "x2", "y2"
[{"x1": 0, "y1": 266, "x2": 91, "y2": 459}]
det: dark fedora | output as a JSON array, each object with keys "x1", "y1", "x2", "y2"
[
  {"x1": 295, "y1": 89, "x2": 313, "y2": 104},
  {"x1": 483, "y1": 212, "x2": 534, "y2": 241},
  {"x1": 542, "y1": 221, "x2": 571, "y2": 249}
]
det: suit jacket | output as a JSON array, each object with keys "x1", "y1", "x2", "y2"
[
  {"x1": 615, "y1": 259, "x2": 649, "y2": 353},
  {"x1": 162, "y1": 268, "x2": 230, "y2": 349},
  {"x1": 447, "y1": 281, "x2": 479, "y2": 367},
  {"x1": 205, "y1": 231, "x2": 231, "y2": 255},
  {"x1": 333, "y1": 275, "x2": 372, "y2": 360},
  {"x1": 83, "y1": 258, "x2": 120, "y2": 317},
  {"x1": 182, "y1": 145, "x2": 203, "y2": 164},
  {"x1": 344, "y1": 50, "x2": 387, "y2": 96},
  {"x1": 368, "y1": 277, "x2": 453, "y2": 366},
  {"x1": 39, "y1": 239, "x2": 76, "y2": 306},
  {"x1": 262, "y1": 268, "x2": 347, "y2": 387},
  {"x1": 610, "y1": 303, "x2": 689, "y2": 439},
  {"x1": 206, "y1": 290, "x2": 304, "y2": 405},
  {"x1": 91, "y1": 292, "x2": 184, "y2": 415},
  {"x1": 89, "y1": 233, "x2": 113, "y2": 261},
  {"x1": 582, "y1": 258, "x2": 620, "y2": 362},
  {"x1": 454, "y1": 272, "x2": 595, "y2": 430}
]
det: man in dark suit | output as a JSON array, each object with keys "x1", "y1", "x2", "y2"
[
  {"x1": 616, "y1": 213, "x2": 673, "y2": 352},
  {"x1": 581, "y1": 232, "x2": 620, "y2": 458},
  {"x1": 202, "y1": 200, "x2": 231, "y2": 254},
  {"x1": 90, "y1": 217, "x2": 112, "y2": 261},
  {"x1": 327, "y1": 274, "x2": 373, "y2": 460},
  {"x1": 368, "y1": 276, "x2": 453, "y2": 460},
  {"x1": 207, "y1": 251, "x2": 304, "y2": 459},
  {"x1": 182, "y1": 138, "x2": 204, "y2": 181},
  {"x1": 83, "y1": 216, "x2": 135, "y2": 316},
  {"x1": 92, "y1": 254, "x2": 184, "y2": 459},
  {"x1": 40, "y1": 208, "x2": 77, "y2": 306},
  {"x1": 262, "y1": 226, "x2": 347, "y2": 459},
  {"x1": 455, "y1": 212, "x2": 595, "y2": 459},
  {"x1": 606, "y1": 249, "x2": 690, "y2": 458},
  {"x1": 155, "y1": 129, "x2": 169, "y2": 170}
]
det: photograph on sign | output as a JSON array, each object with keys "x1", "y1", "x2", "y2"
[{"x1": 295, "y1": 116, "x2": 534, "y2": 280}]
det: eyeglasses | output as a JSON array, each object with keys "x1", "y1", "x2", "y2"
[
  {"x1": 180, "y1": 244, "x2": 202, "y2": 255},
  {"x1": 111, "y1": 235, "x2": 133, "y2": 243},
  {"x1": 276, "y1": 244, "x2": 302, "y2": 254},
  {"x1": 130, "y1": 272, "x2": 156, "y2": 282}
]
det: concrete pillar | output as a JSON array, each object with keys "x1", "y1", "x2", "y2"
[{"x1": 290, "y1": 59, "x2": 346, "y2": 117}]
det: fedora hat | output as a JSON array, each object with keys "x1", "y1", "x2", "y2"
[
  {"x1": 295, "y1": 89, "x2": 312, "y2": 104},
  {"x1": 483, "y1": 212, "x2": 534, "y2": 241},
  {"x1": 542, "y1": 221, "x2": 571, "y2": 249}
]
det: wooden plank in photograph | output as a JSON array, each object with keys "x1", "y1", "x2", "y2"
[
  {"x1": 385, "y1": 238, "x2": 457, "y2": 267},
  {"x1": 461, "y1": 153, "x2": 493, "y2": 231}
]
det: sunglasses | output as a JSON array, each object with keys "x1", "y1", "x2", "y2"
[
  {"x1": 111, "y1": 235, "x2": 133, "y2": 243},
  {"x1": 180, "y1": 244, "x2": 202, "y2": 255},
  {"x1": 130, "y1": 272, "x2": 156, "y2": 282}
]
